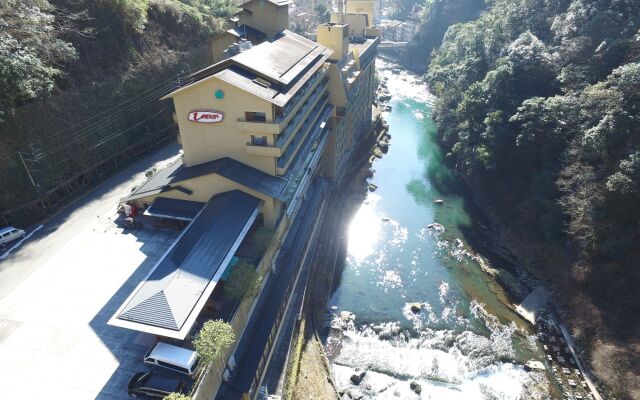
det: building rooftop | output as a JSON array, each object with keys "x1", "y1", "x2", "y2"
[
  {"x1": 227, "y1": 24, "x2": 266, "y2": 40},
  {"x1": 163, "y1": 31, "x2": 331, "y2": 107},
  {"x1": 124, "y1": 157, "x2": 289, "y2": 203},
  {"x1": 109, "y1": 190, "x2": 262, "y2": 339},
  {"x1": 143, "y1": 198, "x2": 204, "y2": 221},
  {"x1": 349, "y1": 37, "x2": 379, "y2": 62}
]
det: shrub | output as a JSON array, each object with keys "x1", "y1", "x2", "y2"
[
  {"x1": 98, "y1": 0, "x2": 149, "y2": 32},
  {"x1": 193, "y1": 319, "x2": 235, "y2": 365},
  {"x1": 224, "y1": 260, "x2": 263, "y2": 301},
  {"x1": 251, "y1": 226, "x2": 275, "y2": 254}
]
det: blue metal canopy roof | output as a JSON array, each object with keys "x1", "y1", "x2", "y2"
[{"x1": 109, "y1": 190, "x2": 262, "y2": 339}]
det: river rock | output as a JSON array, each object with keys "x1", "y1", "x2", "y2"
[
  {"x1": 347, "y1": 388, "x2": 364, "y2": 400},
  {"x1": 368, "y1": 183, "x2": 378, "y2": 192},
  {"x1": 427, "y1": 223, "x2": 444, "y2": 231},
  {"x1": 433, "y1": 199, "x2": 445, "y2": 205},
  {"x1": 378, "y1": 322, "x2": 401, "y2": 340},
  {"x1": 410, "y1": 381, "x2": 422, "y2": 394},
  {"x1": 340, "y1": 311, "x2": 356, "y2": 321},
  {"x1": 409, "y1": 302, "x2": 422, "y2": 313},
  {"x1": 350, "y1": 369, "x2": 367, "y2": 385}
]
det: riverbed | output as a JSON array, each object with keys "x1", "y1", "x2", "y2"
[{"x1": 325, "y1": 59, "x2": 555, "y2": 399}]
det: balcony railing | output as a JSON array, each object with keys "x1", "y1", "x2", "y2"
[
  {"x1": 276, "y1": 73, "x2": 326, "y2": 123},
  {"x1": 276, "y1": 83, "x2": 328, "y2": 148},
  {"x1": 277, "y1": 101, "x2": 332, "y2": 171}
]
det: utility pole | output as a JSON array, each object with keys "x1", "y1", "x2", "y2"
[
  {"x1": 17, "y1": 151, "x2": 36, "y2": 188},
  {"x1": 17, "y1": 143, "x2": 42, "y2": 188}
]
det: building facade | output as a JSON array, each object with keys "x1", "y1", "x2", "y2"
[{"x1": 109, "y1": 1, "x2": 378, "y2": 399}]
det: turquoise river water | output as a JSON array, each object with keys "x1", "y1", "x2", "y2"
[{"x1": 326, "y1": 60, "x2": 553, "y2": 399}]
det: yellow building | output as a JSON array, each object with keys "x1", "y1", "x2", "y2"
[
  {"x1": 110, "y1": 1, "x2": 379, "y2": 399},
  {"x1": 211, "y1": 0, "x2": 291, "y2": 62}
]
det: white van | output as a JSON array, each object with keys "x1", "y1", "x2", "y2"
[
  {"x1": 143, "y1": 342, "x2": 199, "y2": 376},
  {"x1": 0, "y1": 227, "x2": 26, "y2": 247}
]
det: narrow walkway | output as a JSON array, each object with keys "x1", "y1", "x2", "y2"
[
  {"x1": 558, "y1": 323, "x2": 604, "y2": 400},
  {"x1": 215, "y1": 179, "x2": 327, "y2": 400}
]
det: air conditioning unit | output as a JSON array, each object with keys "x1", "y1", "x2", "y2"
[
  {"x1": 228, "y1": 355, "x2": 237, "y2": 371},
  {"x1": 222, "y1": 368, "x2": 231, "y2": 382}
]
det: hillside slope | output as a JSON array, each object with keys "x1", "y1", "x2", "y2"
[
  {"x1": 0, "y1": 0, "x2": 236, "y2": 223},
  {"x1": 425, "y1": 0, "x2": 640, "y2": 398}
]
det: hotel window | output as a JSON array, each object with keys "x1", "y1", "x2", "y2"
[
  {"x1": 251, "y1": 135, "x2": 268, "y2": 146},
  {"x1": 245, "y1": 111, "x2": 266, "y2": 122}
]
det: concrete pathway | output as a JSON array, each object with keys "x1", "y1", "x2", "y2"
[{"x1": 0, "y1": 144, "x2": 182, "y2": 399}]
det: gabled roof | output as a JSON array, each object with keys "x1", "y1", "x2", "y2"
[
  {"x1": 174, "y1": 157, "x2": 289, "y2": 201},
  {"x1": 109, "y1": 190, "x2": 262, "y2": 338},
  {"x1": 124, "y1": 157, "x2": 288, "y2": 202}
]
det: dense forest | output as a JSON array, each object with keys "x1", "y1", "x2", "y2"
[
  {"x1": 405, "y1": 0, "x2": 486, "y2": 67},
  {"x1": 0, "y1": 0, "x2": 237, "y2": 223},
  {"x1": 423, "y1": 0, "x2": 640, "y2": 398}
]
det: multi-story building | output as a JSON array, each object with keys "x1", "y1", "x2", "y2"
[{"x1": 108, "y1": 1, "x2": 378, "y2": 399}]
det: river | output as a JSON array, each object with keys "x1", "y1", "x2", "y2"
[{"x1": 325, "y1": 59, "x2": 554, "y2": 399}]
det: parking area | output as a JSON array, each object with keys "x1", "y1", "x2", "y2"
[{"x1": 0, "y1": 144, "x2": 183, "y2": 399}]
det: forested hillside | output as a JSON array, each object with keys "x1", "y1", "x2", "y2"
[
  {"x1": 405, "y1": 0, "x2": 485, "y2": 67},
  {"x1": 0, "y1": 0, "x2": 236, "y2": 223},
  {"x1": 425, "y1": 0, "x2": 640, "y2": 398}
]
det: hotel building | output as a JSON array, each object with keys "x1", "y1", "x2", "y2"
[{"x1": 108, "y1": 1, "x2": 379, "y2": 398}]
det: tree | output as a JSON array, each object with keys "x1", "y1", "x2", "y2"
[
  {"x1": 163, "y1": 393, "x2": 192, "y2": 400},
  {"x1": 314, "y1": 3, "x2": 330, "y2": 24},
  {"x1": 96, "y1": 0, "x2": 149, "y2": 32},
  {"x1": 193, "y1": 319, "x2": 235, "y2": 365},
  {"x1": 0, "y1": 0, "x2": 76, "y2": 120},
  {"x1": 224, "y1": 260, "x2": 263, "y2": 301}
]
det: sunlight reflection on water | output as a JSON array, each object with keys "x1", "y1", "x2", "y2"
[{"x1": 347, "y1": 194, "x2": 382, "y2": 261}]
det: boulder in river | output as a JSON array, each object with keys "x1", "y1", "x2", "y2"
[
  {"x1": 368, "y1": 183, "x2": 378, "y2": 192},
  {"x1": 433, "y1": 199, "x2": 445, "y2": 205},
  {"x1": 409, "y1": 302, "x2": 422, "y2": 313},
  {"x1": 350, "y1": 369, "x2": 367, "y2": 385},
  {"x1": 410, "y1": 381, "x2": 422, "y2": 394},
  {"x1": 340, "y1": 311, "x2": 356, "y2": 321}
]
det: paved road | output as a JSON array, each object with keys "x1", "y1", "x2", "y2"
[{"x1": 0, "y1": 144, "x2": 182, "y2": 399}]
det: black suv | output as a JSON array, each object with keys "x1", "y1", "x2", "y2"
[{"x1": 128, "y1": 371, "x2": 187, "y2": 398}]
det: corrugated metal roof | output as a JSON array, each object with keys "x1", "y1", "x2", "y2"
[
  {"x1": 144, "y1": 198, "x2": 204, "y2": 221},
  {"x1": 111, "y1": 190, "x2": 262, "y2": 338}
]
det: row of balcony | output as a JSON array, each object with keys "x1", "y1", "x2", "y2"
[
  {"x1": 276, "y1": 71, "x2": 326, "y2": 123},
  {"x1": 276, "y1": 82, "x2": 328, "y2": 147},
  {"x1": 277, "y1": 100, "x2": 332, "y2": 171},
  {"x1": 244, "y1": 85, "x2": 329, "y2": 157},
  {"x1": 236, "y1": 77, "x2": 328, "y2": 137}
]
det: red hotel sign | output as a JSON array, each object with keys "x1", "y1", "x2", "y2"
[{"x1": 188, "y1": 110, "x2": 224, "y2": 123}]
